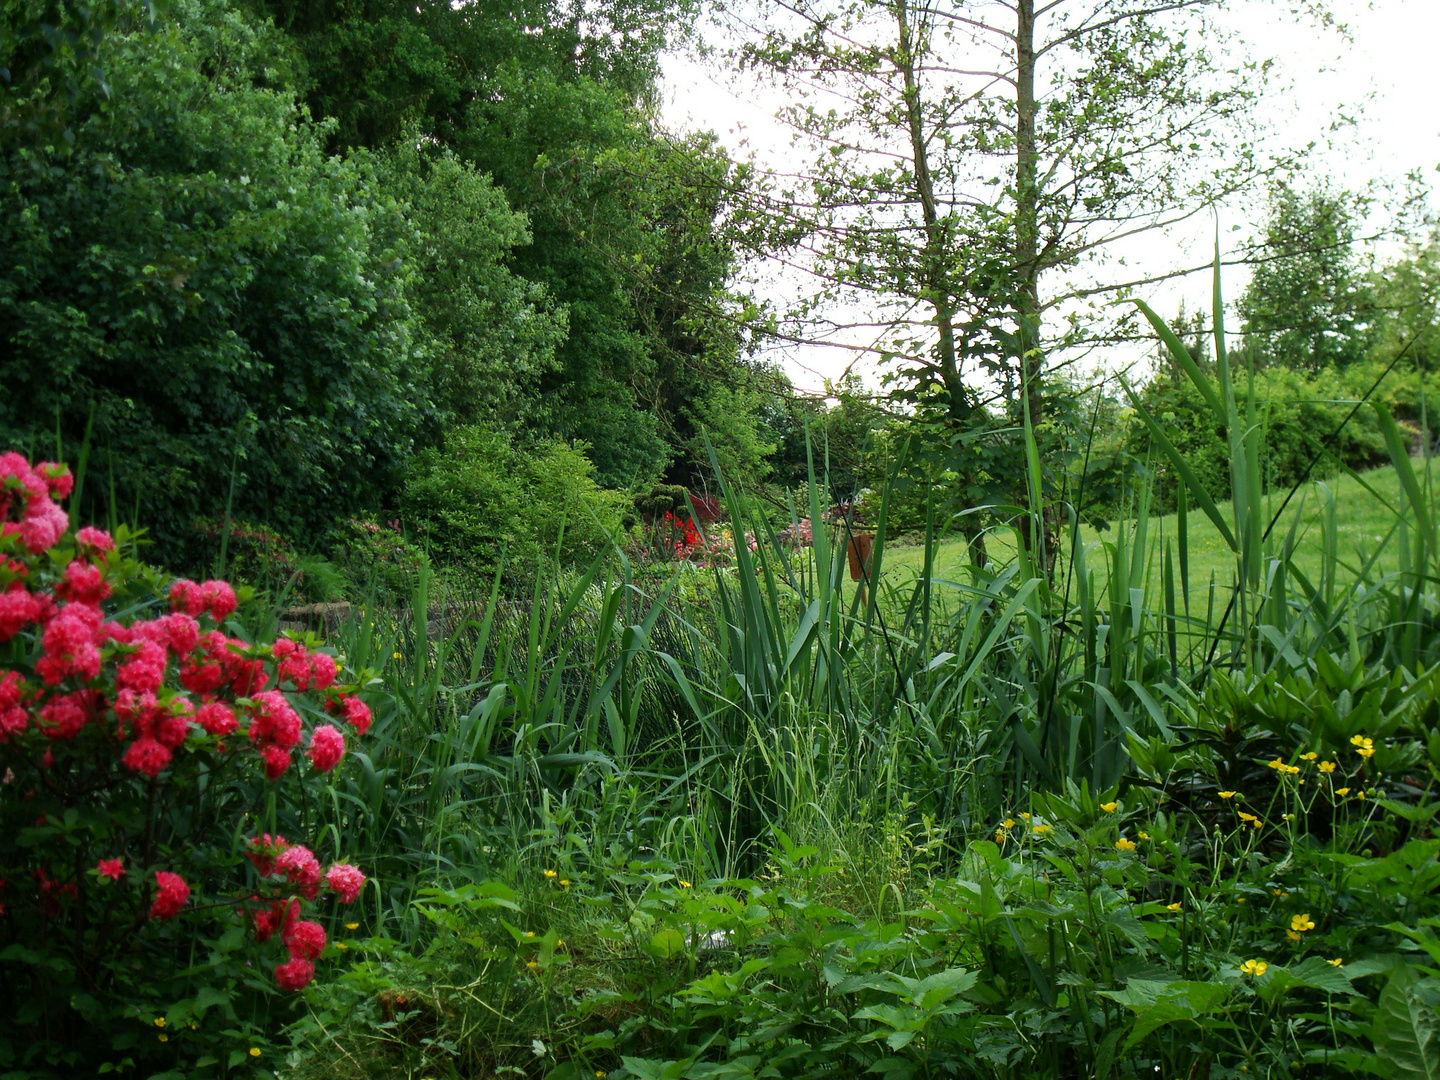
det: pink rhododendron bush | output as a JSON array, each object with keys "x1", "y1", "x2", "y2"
[{"x1": 0, "y1": 454, "x2": 376, "y2": 1077}]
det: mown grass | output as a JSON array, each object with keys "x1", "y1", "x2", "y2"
[{"x1": 871, "y1": 456, "x2": 1440, "y2": 602}]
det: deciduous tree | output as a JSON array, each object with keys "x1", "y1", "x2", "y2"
[{"x1": 731, "y1": 0, "x2": 1319, "y2": 564}]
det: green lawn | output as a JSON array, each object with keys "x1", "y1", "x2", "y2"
[{"x1": 867, "y1": 458, "x2": 1440, "y2": 601}]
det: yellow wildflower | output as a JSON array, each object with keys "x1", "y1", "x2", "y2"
[
  {"x1": 1266, "y1": 758, "x2": 1285, "y2": 770},
  {"x1": 1218, "y1": 791, "x2": 1237, "y2": 799},
  {"x1": 1286, "y1": 930, "x2": 1301, "y2": 942},
  {"x1": 994, "y1": 830, "x2": 1005, "y2": 844},
  {"x1": 1167, "y1": 902, "x2": 1182, "y2": 912},
  {"x1": 336, "y1": 942, "x2": 349, "y2": 950},
  {"x1": 154, "y1": 1018, "x2": 166, "y2": 1028},
  {"x1": 1100, "y1": 802, "x2": 1118, "y2": 812},
  {"x1": 250, "y1": 1049, "x2": 262, "y2": 1058},
  {"x1": 1337, "y1": 787, "x2": 1351, "y2": 796},
  {"x1": 1032, "y1": 823, "x2": 1052, "y2": 835},
  {"x1": 1238, "y1": 812, "x2": 1261, "y2": 827},
  {"x1": 1328, "y1": 958, "x2": 1344, "y2": 967},
  {"x1": 1115, "y1": 837, "x2": 1136, "y2": 851},
  {"x1": 1290, "y1": 913, "x2": 1315, "y2": 933},
  {"x1": 1019, "y1": 812, "x2": 1032, "y2": 821},
  {"x1": 1002, "y1": 818, "x2": 1016, "y2": 829},
  {"x1": 1318, "y1": 761, "x2": 1337, "y2": 773},
  {"x1": 1240, "y1": 959, "x2": 1267, "y2": 976},
  {"x1": 1138, "y1": 831, "x2": 1151, "y2": 840},
  {"x1": 1301, "y1": 752, "x2": 1318, "y2": 761},
  {"x1": 345, "y1": 922, "x2": 360, "y2": 930},
  {"x1": 559, "y1": 879, "x2": 571, "y2": 887},
  {"x1": 158, "y1": 1034, "x2": 168, "y2": 1043},
  {"x1": 543, "y1": 869, "x2": 557, "y2": 878},
  {"x1": 1356, "y1": 790, "x2": 1367, "y2": 800},
  {"x1": 392, "y1": 651, "x2": 402, "y2": 660},
  {"x1": 526, "y1": 960, "x2": 539, "y2": 969},
  {"x1": 678, "y1": 880, "x2": 692, "y2": 888}
]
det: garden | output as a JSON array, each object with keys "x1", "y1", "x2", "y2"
[
  {"x1": 7, "y1": 276, "x2": 1440, "y2": 1079},
  {"x1": 7, "y1": 0, "x2": 1440, "y2": 1076}
]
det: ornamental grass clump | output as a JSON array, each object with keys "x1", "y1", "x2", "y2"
[{"x1": 0, "y1": 452, "x2": 374, "y2": 1076}]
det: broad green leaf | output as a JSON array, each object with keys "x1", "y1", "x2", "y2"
[{"x1": 1372, "y1": 973, "x2": 1440, "y2": 1080}]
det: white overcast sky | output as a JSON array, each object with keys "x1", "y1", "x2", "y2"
[{"x1": 658, "y1": 0, "x2": 1440, "y2": 395}]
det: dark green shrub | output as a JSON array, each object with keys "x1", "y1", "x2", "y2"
[{"x1": 1127, "y1": 363, "x2": 1393, "y2": 511}]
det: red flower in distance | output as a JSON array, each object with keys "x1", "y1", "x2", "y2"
[{"x1": 97, "y1": 858, "x2": 124, "y2": 881}]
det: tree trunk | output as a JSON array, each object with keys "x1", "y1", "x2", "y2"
[
  {"x1": 1014, "y1": 0, "x2": 1050, "y2": 572},
  {"x1": 897, "y1": 0, "x2": 987, "y2": 567}
]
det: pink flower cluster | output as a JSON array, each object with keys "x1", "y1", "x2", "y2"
[
  {"x1": 150, "y1": 871, "x2": 190, "y2": 919},
  {"x1": 245, "y1": 835, "x2": 367, "y2": 990},
  {"x1": 0, "y1": 452, "x2": 374, "y2": 997},
  {"x1": 0, "y1": 453, "x2": 71, "y2": 554}
]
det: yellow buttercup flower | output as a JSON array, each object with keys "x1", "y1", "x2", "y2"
[
  {"x1": 1218, "y1": 791, "x2": 1237, "y2": 799},
  {"x1": 559, "y1": 879, "x2": 571, "y2": 887},
  {"x1": 678, "y1": 880, "x2": 692, "y2": 888},
  {"x1": 1328, "y1": 958, "x2": 1344, "y2": 967},
  {"x1": 1138, "y1": 831, "x2": 1150, "y2": 840},
  {"x1": 1286, "y1": 929, "x2": 1301, "y2": 942},
  {"x1": 1318, "y1": 761, "x2": 1336, "y2": 773},
  {"x1": 392, "y1": 651, "x2": 402, "y2": 660},
  {"x1": 1100, "y1": 802, "x2": 1118, "y2": 812},
  {"x1": 345, "y1": 922, "x2": 360, "y2": 930},
  {"x1": 1032, "y1": 823, "x2": 1052, "y2": 835},
  {"x1": 526, "y1": 960, "x2": 539, "y2": 969},
  {"x1": 1240, "y1": 959, "x2": 1268, "y2": 976},
  {"x1": 1238, "y1": 812, "x2": 1261, "y2": 827},
  {"x1": 1115, "y1": 837, "x2": 1136, "y2": 851},
  {"x1": 1290, "y1": 913, "x2": 1315, "y2": 933},
  {"x1": 154, "y1": 1018, "x2": 166, "y2": 1028},
  {"x1": 543, "y1": 869, "x2": 557, "y2": 878},
  {"x1": 1002, "y1": 818, "x2": 1016, "y2": 829},
  {"x1": 1266, "y1": 758, "x2": 1284, "y2": 770},
  {"x1": 1167, "y1": 902, "x2": 1182, "y2": 912},
  {"x1": 249, "y1": 1048, "x2": 262, "y2": 1058},
  {"x1": 1337, "y1": 787, "x2": 1351, "y2": 796},
  {"x1": 1019, "y1": 812, "x2": 1032, "y2": 821},
  {"x1": 336, "y1": 942, "x2": 349, "y2": 949},
  {"x1": 1301, "y1": 752, "x2": 1318, "y2": 761},
  {"x1": 994, "y1": 830, "x2": 1006, "y2": 844}
]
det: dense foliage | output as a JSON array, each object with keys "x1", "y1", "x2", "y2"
[{"x1": 0, "y1": 0, "x2": 431, "y2": 559}]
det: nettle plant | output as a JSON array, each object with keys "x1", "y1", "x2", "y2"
[{"x1": 0, "y1": 453, "x2": 374, "y2": 1078}]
